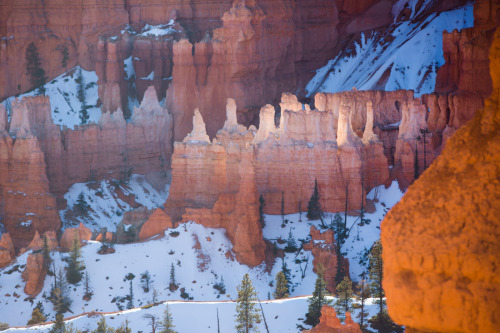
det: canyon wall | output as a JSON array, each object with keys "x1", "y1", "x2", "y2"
[
  {"x1": 0, "y1": 86, "x2": 172, "y2": 250},
  {"x1": 381, "y1": 27, "x2": 500, "y2": 333}
]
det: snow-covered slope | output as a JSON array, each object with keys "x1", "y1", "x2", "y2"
[
  {"x1": 2, "y1": 66, "x2": 101, "y2": 129},
  {"x1": 0, "y1": 182, "x2": 403, "y2": 328},
  {"x1": 59, "y1": 174, "x2": 169, "y2": 231},
  {"x1": 306, "y1": 1, "x2": 473, "y2": 97}
]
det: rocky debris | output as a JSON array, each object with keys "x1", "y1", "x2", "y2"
[
  {"x1": 303, "y1": 227, "x2": 339, "y2": 292},
  {"x1": 0, "y1": 233, "x2": 15, "y2": 267},
  {"x1": 60, "y1": 223, "x2": 92, "y2": 251},
  {"x1": 304, "y1": 305, "x2": 362, "y2": 333},
  {"x1": 382, "y1": 27, "x2": 500, "y2": 333},
  {"x1": 138, "y1": 208, "x2": 173, "y2": 241},
  {"x1": 22, "y1": 252, "x2": 47, "y2": 297}
]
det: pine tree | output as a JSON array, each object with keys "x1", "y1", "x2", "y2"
[
  {"x1": 48, "y1": 314, "x2": 65, "y2": 333},
  {"x1": 307, "y1": 179, "x2": 322, "y2": 220},
  {"x1": 334, "y1": 276, "x2": 353, "y2": 322},
  {"x1": 414, "y1": 143, "x2": 419, "y2": 180},
  {"x1": 76, "y1": 68, "x2": 89, "y2": 124},
  {"x1": 66, "y1": 232, "x2": 84, "y2": 284},
  {"x1": 258, "y1": 195, "x2": 266, "y2": 228},
  {"x1": 127, "y1": 280, "x2": 134, "y2": 309},
  {"x1": 235, "y1": 273, "x2": 261, "y2": 333},
  {"x1": 25, "y1": 42, "x2": 47, "y2": 95},
  {"x1": 169, "y1": 263, "x2": 177, "y2": 291},
  {"x1": 50, "y1": 268, "x2": 72, "y2": 314},
  {"x1": 143, "y1": 314, "x2": 159, "y2": 333},
  {"x1": 84, "y1": 271, "x2": 92, "y2": 299},
  {"x1": 27, "y1": 307, "x2": 47, "y2": 325},
  {"x1": 159, "y1": 305, "x2": 177, "y2": 333},
  {"x1": 92, "y1": 317, "x2": 114, "y2": 333},
  {"x1": 43, "y1": 234, "x2": 52, "y2": 268},
  {"x1": 76, "y1": 192, "x2": 89, "y2": 214},
  {"x1": 369, "y1": 240, "x2": 384, "y2": 316},
  {"x1": 355, "y1": 278, "x2": 371, "y2": 331},
  {"x1": 273, "y1": 271, "x2": 289, "y2": 299},
  {"x1": 284, "y1": 228, "x2": 298, "y2": 253},
  {"x1": 115, "y1": 320, "x2": 132, "y2": 333},
  {"x1": 281, "y1": 259, "x2": 291, "y2": 291},
  {"x1": 61, "y1": 46, "x2": 69, "y2": 72},
  {"x1": 305, "y1": 264, "x2": 331, "y2": 327},
  {"x1": 141, "y1": 270, "x2": 153, "y2": 292}
]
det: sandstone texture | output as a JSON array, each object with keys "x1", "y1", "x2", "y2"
[
  {"x1": 303, "y1": 227, "x2": 339, "y2": 292},
  {"x1": 381, "y1": 27, "x2": 500, "y2": 333},
  {"x1": 22, "y1": 252, "x2": 47, "y2": 297},
  {"x1": 0, "y1": 233, "x2": 15, "y2": 267},
  {"x1": 138, "y1": 208, "x2": 173, "y2": 241},
  {"x1": 304, "y1": 305, "x2": 362, "y2": 333},
  {"x1": 60, "y1": 223, "x2": 92, "y2": 251},
  {"x1": 0, "y1": 87, "x2": 172, "y2": 249}
]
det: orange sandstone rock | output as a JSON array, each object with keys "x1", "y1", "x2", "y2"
[
  {"x1": 0, "y1": 233, "x2": 15, "y2": 267},
  {"x1": 382, "y1": 27, "x2": 500, "y2": 333},
  {"x1": 60, "y1": 223, "x2": 92, "y2": 251},
  {"x1": 138, "y1": 208, "x2": 173, "y2": 241},
  {"x1": 303, "y1": 227, "x2": 339, "y2": 292},
  {"x1": 22, "y1": 252, "x2": 47, "y2": 297},
  {"x1": 304, "y1": 305, "x2": 362, "y2": 333}
]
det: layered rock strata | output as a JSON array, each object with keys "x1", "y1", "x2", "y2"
[
  {"x1": 0, "y1": 87, "x2": 172, "y2": 249},
  {"x1": 381, "y1": 27, "x2": 500, "y2": 333}
]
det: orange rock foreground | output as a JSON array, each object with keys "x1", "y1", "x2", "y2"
[{"x1": 381, "y1": 27, "x2": 500, "y2": 333}]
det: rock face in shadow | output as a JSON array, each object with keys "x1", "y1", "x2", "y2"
[
  {"x1": 0, "y1": 233, "x2": 15, "y2": 268},
  {"x1": 381, "y1": 27, "x2": 500, "y2": 333}
]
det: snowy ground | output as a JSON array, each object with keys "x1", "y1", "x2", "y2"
[
  {"x1": 1, "y1": 296, "x2": 381, "y2": 332},
  {"x1": 2, "y1": 66, "x2": 101, "y2": 129},
  {"x1": 306, "y1": 1, "x2": 473, "y2": 97},
  {"x1": 0, "y1": 181, "x2": 403, "y2": 328},
  {"x1": 59, "y1": 174, "x2": 170, "y2": 231}
]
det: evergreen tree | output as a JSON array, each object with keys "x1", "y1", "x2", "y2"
[
  {"x1": 305, "y1": 264, "x2": 331, "y2": 327},
  {"x1": 355, "y1": 278, "x2": 371, "y2": 331},
  {"x1": 92, "y1": 317, "x2": 114, "y2": 333},
  {"x1": 27, "y1": 307, "x2": 46, "y2": 325},
  {"x1": 115, "y1": 320, "x2": 132, "y2": 333},
  {"x1": 333, "y1": 212, "x2": 347, "y2": 286},
  {"x1": 284, "y1": 228, "x2": 298, "y2": 253},
  {"x1": 368, "y1": 311, "x2": 404, "y2": 333},
  {"x1": 281, "y1": 259, "x2": 291, "y2": 291},
  {"x1": 66, "y1": 232, "x2": 84, "y2": 284},
  {"x1": 48, "y1": 314, "x2": 65, "y2": 333},
  {"x1": 141, "y1": 270, "x2": 153, "y2": 292},
  {"x1": 369, "y1": 240, "x2": 384, "y2": 316},
  {"x1": 334, "y1": 276, "x2": 353, "y2": 321},
  {"x1": 25, "y1": 42, "x2": 47, "y2": 95},
  {"x1": 258, "y1": 195, "x2": 266, "y2": 228},
  {"x1": 273, "y1": 271, "x2": 289, "y2": 299},
  {"x1": 159, "y1": 305, "x2": 177, "y2": 333},
  {"x1": 307, "y1": 179, "x2": 322, "y2": 220},
  {"x1": 127, "y1": 280, "x2": 134, "y2": 309},
  {"x1": 84, "y1": 271, "x2": 92, "y2": 299},
  {"x1": 235, "y1": 273, "x2": 261, "y2": 333},
  {"x1": 43, "y1": 234, "x2": 52, "y2": 268},
  {"x1": 214, "y1": 275, "x2": 226, "y2": 294},
  {"x1": 76, "y1": 192, "x2": 89, "y2": 214},
  {"x1": 143, "y1": 314, "x2": 159, "y2": 333},
  {"x1": 50, "y1": 268, "x2": 72, "y2": 314},
  {"x1": 61, "y1": 46, "x2": 69, "y2": 72},
  {"x1": 169, "y1": 263, "x2": 177, "y2": 291},
  {"x1": 414, "y1": 143, "x2": 419, "y2": 180},
  {"x1": 76, "y1": 68, "x2": 89, "y2": 124}
]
